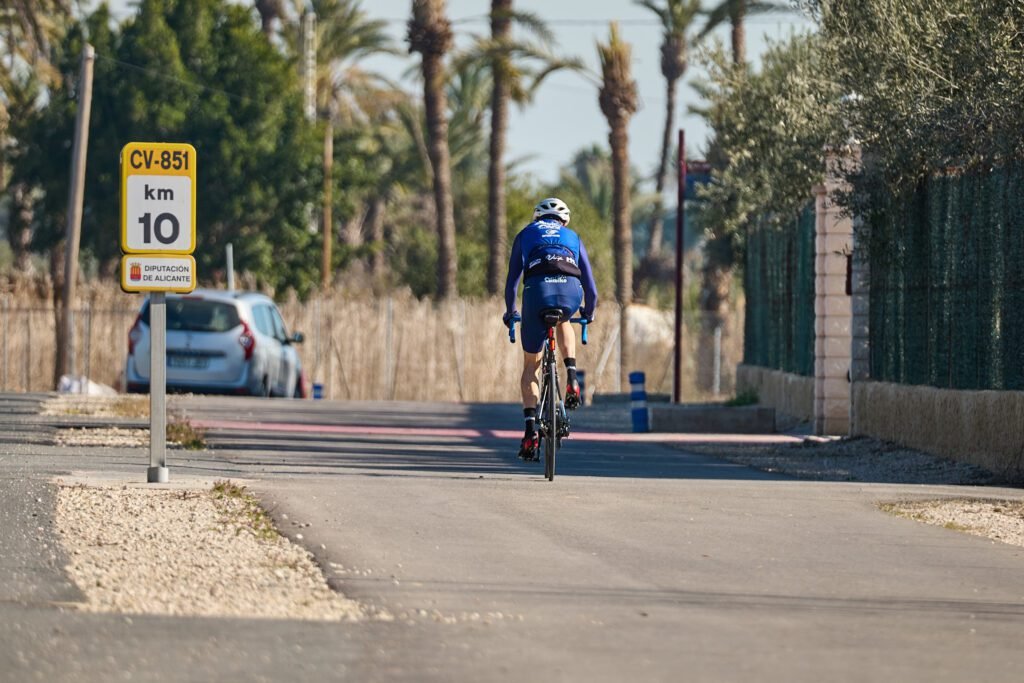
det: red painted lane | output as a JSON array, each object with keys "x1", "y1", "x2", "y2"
[{"x1": 190, "y1": 419, "x2": 801, "y2": 445}]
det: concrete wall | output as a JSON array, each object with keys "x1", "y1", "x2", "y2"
[
  {"x1": 852, "y1": 380, "x2": 1024, "y2": 481},
  {"x1": 736, "y1": 364, "x2": 814, "y2": 424}
]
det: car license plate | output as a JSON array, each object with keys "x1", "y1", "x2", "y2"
[{"x1": 168, "y1": 355, "x2": 208, "y2": 369}]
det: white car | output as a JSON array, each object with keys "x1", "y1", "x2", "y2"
[{"x1": 125, "y1": 289, "x2": 306, "y2": 397}]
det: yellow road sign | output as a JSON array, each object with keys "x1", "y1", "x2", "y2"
[{"x1": 121, "y1": 142, "x2": 197, "y2": 254}]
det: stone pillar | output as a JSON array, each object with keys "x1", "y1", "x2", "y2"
[{"x1": 812, "y1": 153, "x2": 854, "y2": 435}]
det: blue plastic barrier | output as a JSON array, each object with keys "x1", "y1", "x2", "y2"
[{"x1": 629, "y1": 371, "x2": 649, "y2": 432}]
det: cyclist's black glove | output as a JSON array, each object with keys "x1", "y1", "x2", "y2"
[
  {"x1": 581, "y1": 309, "x2": 594, "y2": 325},
  {"x1": 503, "y1": 311, "x2": 519, "y2": 328}
]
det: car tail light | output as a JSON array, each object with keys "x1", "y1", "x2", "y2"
[
  {"x1": 238, "y1": 321, "x2": 256, "y2": 360},
  {"x1": 128, "y1": 313, "x2": 143, "y2": 355}
]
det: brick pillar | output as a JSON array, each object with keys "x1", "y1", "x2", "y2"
[{"x1": 812, "y1": 153, "x2": 853, "y2": 435}]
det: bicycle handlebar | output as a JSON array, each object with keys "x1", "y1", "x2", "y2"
[
  {"x1": 507, "y1": 314, "x2": 522, "y2": 344},
  {"x1": 569, "y1": 317, "x2": 590, "y2": 345},
  {"x1": 507, "y1": 315, "x2": 590, "y2": 345}
]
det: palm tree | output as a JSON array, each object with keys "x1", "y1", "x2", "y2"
[
  {"x1": 598, "y1": 23, "x2": 639, "y2": 388},
  {"x1": 408, "y1": 0, "x2": 458, "y2": 299},
  {"x1": 284, "y1": 0, "x2": 393, "y2": 288},
  {"x1": 701, "y1": 0, "x2": 788, "y2": 66},
  {"x1": 0, "y1": 0, "x2": 70, "y2": 62},
  {"x1": 634, "y1": 0, "x2": 700, "y2": 259},
  {"x1": 0, "y1": 0, "x2": 71, "y2": 271},
  {"x1": 486, "y1": 0, "x2": 512, "y2": 295},
  {"x1": 473, "y1": 2, "x2": 581, "y2": 294}
]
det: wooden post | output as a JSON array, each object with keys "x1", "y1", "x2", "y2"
[{"x1": 60, "y1": 43, "x2": 95, "y2": 380}]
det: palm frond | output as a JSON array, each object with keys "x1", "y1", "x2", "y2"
[{"x1": 503, "y1": 9, "x2": 555, "y2": 45}]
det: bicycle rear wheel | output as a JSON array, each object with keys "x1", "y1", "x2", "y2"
[{"x1": 544, "y1": 357, "x2": 557, "y2": 481}]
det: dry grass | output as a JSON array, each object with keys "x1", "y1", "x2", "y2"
[
  {"x1": 166, "y1": 419, "x2": 205, "y2": 450},
  {"x1": 3, "y1": 280, "x2": 744, "y2": 403},
  {"x1": 42, "y1": 395, "x2": 149, "y2": 418}
]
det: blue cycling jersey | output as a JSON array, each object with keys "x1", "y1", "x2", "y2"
[{"x1": 504, "y1": 219, "x2": 598, "y2": 320}]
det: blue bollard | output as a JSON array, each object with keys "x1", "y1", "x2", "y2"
[
  {"x1": 629, "y1": 371, "x2": 649, "y2": 433},
  {"x1": 577, "y1": 370, "x2": 586, "y2": 407},
  {"x1": 312, "y1": 383, "x2": 324, "y2": 400}
]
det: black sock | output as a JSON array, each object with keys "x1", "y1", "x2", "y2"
[
  {"x1": 524, "y1": 408, "x2": 537, "y2": 435},
  {"x1": 564, "y1": 358, "x2": 577, "y2": 384}
]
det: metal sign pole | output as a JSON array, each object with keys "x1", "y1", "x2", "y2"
[
  {"x1": 148, "y1": 292, "x2": 169, "y2": 483},
  {"x1": 673, "y1": 129, "x2": 686, "y2": 403}
]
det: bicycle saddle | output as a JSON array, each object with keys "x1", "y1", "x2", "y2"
[{"x1": 540, "y1": 308, "x2": 565, "y2": 327}]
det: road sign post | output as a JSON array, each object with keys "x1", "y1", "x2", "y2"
[
  {"x1": 148, "y1": 292, "x2": 168, "y2": 483},
  {"x1": 120, "y1": 142, "x2": 197, "y2": 483}
]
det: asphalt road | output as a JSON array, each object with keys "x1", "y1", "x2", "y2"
[{"x1": 3, "y1": 393, "x2": 1024, "y2": 682}]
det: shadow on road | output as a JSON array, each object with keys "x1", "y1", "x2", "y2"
[{"x1": 189, "y1": 400, "x2": 788, "y2": 482}]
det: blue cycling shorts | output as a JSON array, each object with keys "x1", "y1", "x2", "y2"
[{"x1": 520, "y1": 274, "x2": 584, "y2": 353}]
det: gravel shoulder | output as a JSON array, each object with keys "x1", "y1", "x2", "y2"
[
  {"x1": 54, "y1": 477, "x2": 373, "y2": 621},
  {"x1": 676, "y1": 433, "x2": 1024, "y2": 548}
]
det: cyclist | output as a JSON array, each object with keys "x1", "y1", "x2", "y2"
[{"x1": 503, "y1": 197, "x2": 598, "y2": 460}]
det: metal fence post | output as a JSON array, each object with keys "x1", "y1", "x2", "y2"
[
  {"x1": 385, "y1": 297, "x2": 394, "y2": 399},
  {"x1": 713, "y1": 325, "x2": 722, "y2": 397},
  {"x1": 24, "y1": 310, "x2": 31, "y2": 391},
  {"x1": 83, "y1": 301, "x2": 93, "y2": 389},
  {"x1": 1, "y1": 297, "x2": 7, "y2": 391}
]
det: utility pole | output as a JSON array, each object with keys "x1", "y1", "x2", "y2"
[
  {"x1": 60, "y1": 43, "x2": 95, "y2": 384},
  {"x1": 673, "y1": 129, "x2": 686, "y2": 403}
]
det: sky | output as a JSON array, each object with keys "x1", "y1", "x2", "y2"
[{"x1": 99, "y1": 1, "x2": 816, "y2": 186}]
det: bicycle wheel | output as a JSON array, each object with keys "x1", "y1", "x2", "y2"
[{"x1": 545, "y1": 357, "x2": 557, "y2": 481}]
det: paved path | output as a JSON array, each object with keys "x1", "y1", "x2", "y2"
[{"x1": 2, "y1": 394, "x2": 1024, "y2": 682}]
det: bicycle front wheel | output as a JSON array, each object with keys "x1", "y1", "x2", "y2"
[{"x1": 545, "y1": 359, "x2": 557, "y2": 481}]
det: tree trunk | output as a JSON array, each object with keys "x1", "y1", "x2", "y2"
[
  {"x1": 322, "y1": 118, "x2": 334, "y2": 290},
  {"x1": 365, "y1": 196, "x2": 387, "y2": 277},
  {"x1": 730, "y1": 3, "x2": 747, "y2": 66},
  {"x1": 9, "y1": 183, "x2": 35, "y2": 273},
  {"x1": 610, "y1": 124, "x2": 633, "y2": 305},
  {"x1": 698, "y1": 235, "x2": 734, "y2": 392},
  {"x1": 422, "y1": 50, "x2": 458, "y2": 298},
  {"x1": 51, "y1": 241, "x2": 67, "y2": 389},
  {"x1": 647, "y1": 75, "x2": 678, "y2": 257},
  {"x1": 610, "y1": 121, "x2": 633, "y2": 387},
  {"x1": 486, "y1": 0, "x2": 512, "y2": 295}
]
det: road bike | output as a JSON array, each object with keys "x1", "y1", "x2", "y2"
[{"x1": 509, "y1": 310, "x2": 589, "y2": 481}]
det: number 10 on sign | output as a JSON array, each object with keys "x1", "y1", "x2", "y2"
[{"x1": 121, "y1": 142, "x2": 196, "y2": 254}]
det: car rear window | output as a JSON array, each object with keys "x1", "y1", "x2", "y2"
[{"x1": 141, "y1": 299, "x2": 241, "y2": 333}]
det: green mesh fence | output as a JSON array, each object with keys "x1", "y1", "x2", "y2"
[
  {"x1": 870, "y1": 160, "x2": 1024, "y2": 390},
  {"x1": 743, "y1": 203, "x2": 816, "y2": 376}
]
